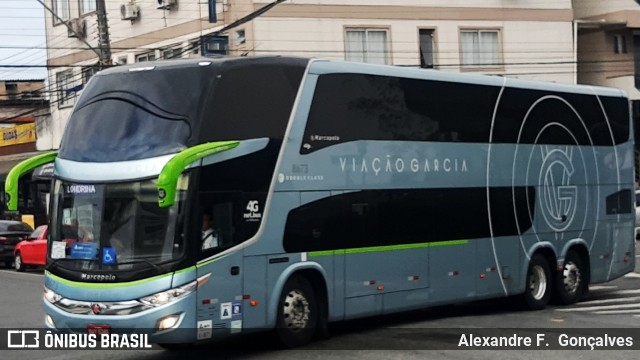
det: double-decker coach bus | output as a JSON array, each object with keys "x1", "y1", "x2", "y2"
[{"x1": 5, "y1": 56, "x2": 635, "y2": 347}]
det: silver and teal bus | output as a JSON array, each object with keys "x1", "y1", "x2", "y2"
[{"x1": 5, "y1": 56, "x2": 635, "y2": 347}]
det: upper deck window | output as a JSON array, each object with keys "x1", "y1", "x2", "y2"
[
  {"x1": 58, "y1": 65, "x2": 212, "y2": 162},
  {"x1": 301, "y1": 73, "x2": 629, "y2": 154},
  {"x1": 58, "y1": 58, "x2": 308, "y2": 162}
]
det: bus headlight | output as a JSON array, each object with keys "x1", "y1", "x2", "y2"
[
  {"x1": 139, "y1": 280, "x2": 197, "y2": 307},
  {"x1": 44, "y1": 287, "x2": 62, "y2": 304}
]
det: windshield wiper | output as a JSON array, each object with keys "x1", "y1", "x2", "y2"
[
  {"x1": 47, "y1": 257, "x2": 99, "y2": 270},
  {"x1": 46, "y1": 258, "x2": 67, "y2": 269},
  {"x1": 116, "y1": 259, "x2": 164, "y2": 272}
]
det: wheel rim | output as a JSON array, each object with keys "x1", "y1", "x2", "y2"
[
  {"x1": 562, "y1": 261, "x2": 581, "y2": 295},
  {"x1": 529, "y1": 265, "x2": 547, "y2": 300},
  {"x1": 282, "y1": 289, "x2": 310, "y2": 333},
  {"x1": 14, "y1": 255, "x2": 21, "y2": 270}
]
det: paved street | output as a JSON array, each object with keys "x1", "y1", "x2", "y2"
[{"x1": 0, "y1": 243, "x2": 638, "y2": 360}]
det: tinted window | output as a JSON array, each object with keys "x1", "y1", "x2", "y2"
[
  {"x1": 302, "y1": 73, "x2": 499, "y2": 153},
  {"x1": 58, "y1": 58, "x2": 307, "y2": 162},
  {"x1": 302, "y1": 73, "x2": 630, "y2": 154},
  {"x1": 606, "y1": 189, "x2": 633, "y2": 215},
  {"x1": 493, "y1": 88, "x2": 630, "y2": 146},
  {"x1": 195, "y1": 142, "x2": 280, "y2": 258},
  {"x1": 59, "y1": 64, "x2": 212, "y2": 162},
  {"x1": 200, "y1": 59, "x2": 306, "y2": 143},
  {"x1": 284, "y1": 187, "x2": 534, "y2": 252}
]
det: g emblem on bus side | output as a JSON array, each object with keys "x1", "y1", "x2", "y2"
[{"x1": 538, "y1": 146, "x2": 577, "y2": 232}]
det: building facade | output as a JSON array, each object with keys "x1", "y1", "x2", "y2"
[
  {"x1": 43, "y1": 0, "x2": 576, "y2": 150},
  {"x1": 0, "y1": 79, "x2": 48, "y2": 157},
  {"x1": 573, "y1": 0, "x2": 640, "y2": 101},
  {"x1": 573, "y1": 0, "x2": 640, "y2": 182},
  {"x1": 0, "y1": 79, "x2": 51, "y2": 226}
]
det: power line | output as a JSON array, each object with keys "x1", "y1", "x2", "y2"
[
  {"x1": 1, "y1": 1, "x2": 633, "y2": 118},
  {"x1": 2, "y1": 56, "x2": 636, "y2": 102},
  {"x1": 0, "y1": 55, "x2": 635, "y2": 68},
  {"x1": 34, "y1": 0, "x2": 102, "y2": 59}
]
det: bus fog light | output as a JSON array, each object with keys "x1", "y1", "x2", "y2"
[
  {"x1": 45, "y1": 314, "x2": 56, "y2": 328},
  {"x1": 157, "y1": 314, "x2": 181, "y2": 330}
]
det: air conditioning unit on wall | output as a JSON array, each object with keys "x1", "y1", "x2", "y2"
[
  {"x1": 157, "y1": 0, "x2": 177, "y2": 10},
  {"x1": 121, "y1": 3, "x2": 140, "y2": 21},
  {"x1": 67, "y1": 18, "x2": 86, "y2": 38}
]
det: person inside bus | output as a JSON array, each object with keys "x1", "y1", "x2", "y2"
[{"x1": 202, "y1": 212, "x2": 219, "y2": 250}]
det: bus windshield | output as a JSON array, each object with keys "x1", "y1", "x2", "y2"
[{"x1": 48, "y1": 175, "x2": 189, "y2": 271}]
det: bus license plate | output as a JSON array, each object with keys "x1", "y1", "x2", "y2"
[{"x1": 87, "y1": 324, "x2": 110, "y2": 335}]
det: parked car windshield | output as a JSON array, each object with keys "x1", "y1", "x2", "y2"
[{"x1": 29, "y1": 225, "x2": 46, "y2": 240}]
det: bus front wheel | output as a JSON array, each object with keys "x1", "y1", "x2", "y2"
[
  {"x1": 276, "y1": 275, "x2": 318, "y2": 348},
  {"x1": 555, "y1": 251, "x2": 586, "y2": 305},
  {"x1": 523, "y1": 254, "x2": 552, "y2": 310}
]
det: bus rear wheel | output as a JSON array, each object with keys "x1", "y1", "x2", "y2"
[
  {"x1": 523, "y1": 254, "x2": 552, "y2": 310},
  {"x1": 276, "y1": 275, "x2": 318, "y2": 348},
  {"x1": 555, "y1": 251, "x2": 586, "y2": 305}
]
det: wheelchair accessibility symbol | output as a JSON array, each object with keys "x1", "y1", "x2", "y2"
[{"x1": 102, "y1": 247, "x2": 117, "y2": 265}]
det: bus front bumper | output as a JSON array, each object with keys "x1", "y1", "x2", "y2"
[{"x1": 43, "y1": 291, "x2": 198, "y2": 344}]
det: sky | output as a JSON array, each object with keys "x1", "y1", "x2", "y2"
[{"x1": 0, "y1": 0, "x2": 48, "y2": 81}]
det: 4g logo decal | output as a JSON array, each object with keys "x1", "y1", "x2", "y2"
[
  {"x1": 246, "y1": 200, "x2": 259, "y2": 213},
  {"x1": 244, "y1": 200, "x2": 262, "y2": 222}
]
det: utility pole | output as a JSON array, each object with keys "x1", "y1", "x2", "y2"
[{"x1": 96, "y1": 0, "x2": 112, "y2": 68}]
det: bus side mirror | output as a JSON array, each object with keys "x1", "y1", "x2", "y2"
[{"x1": 157, "y1": 141, "x2": 239, "y2": 208}]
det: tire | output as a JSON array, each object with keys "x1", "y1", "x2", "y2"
[
  {"x1": 523, "y1": 254, "x2": 552, "y2": 310},
  {"x1": 275, "y1": 275, "x2": 318, "y2": 348},
  {"x1": 0, "y1": 258, "x2": 12, "y2": 269},
  {"x1": 14, "y1": 252, "x2": 25, "y2": 272},
  {"x1": 554, "y1": 251, "x2": 586, "y2": 305}
]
